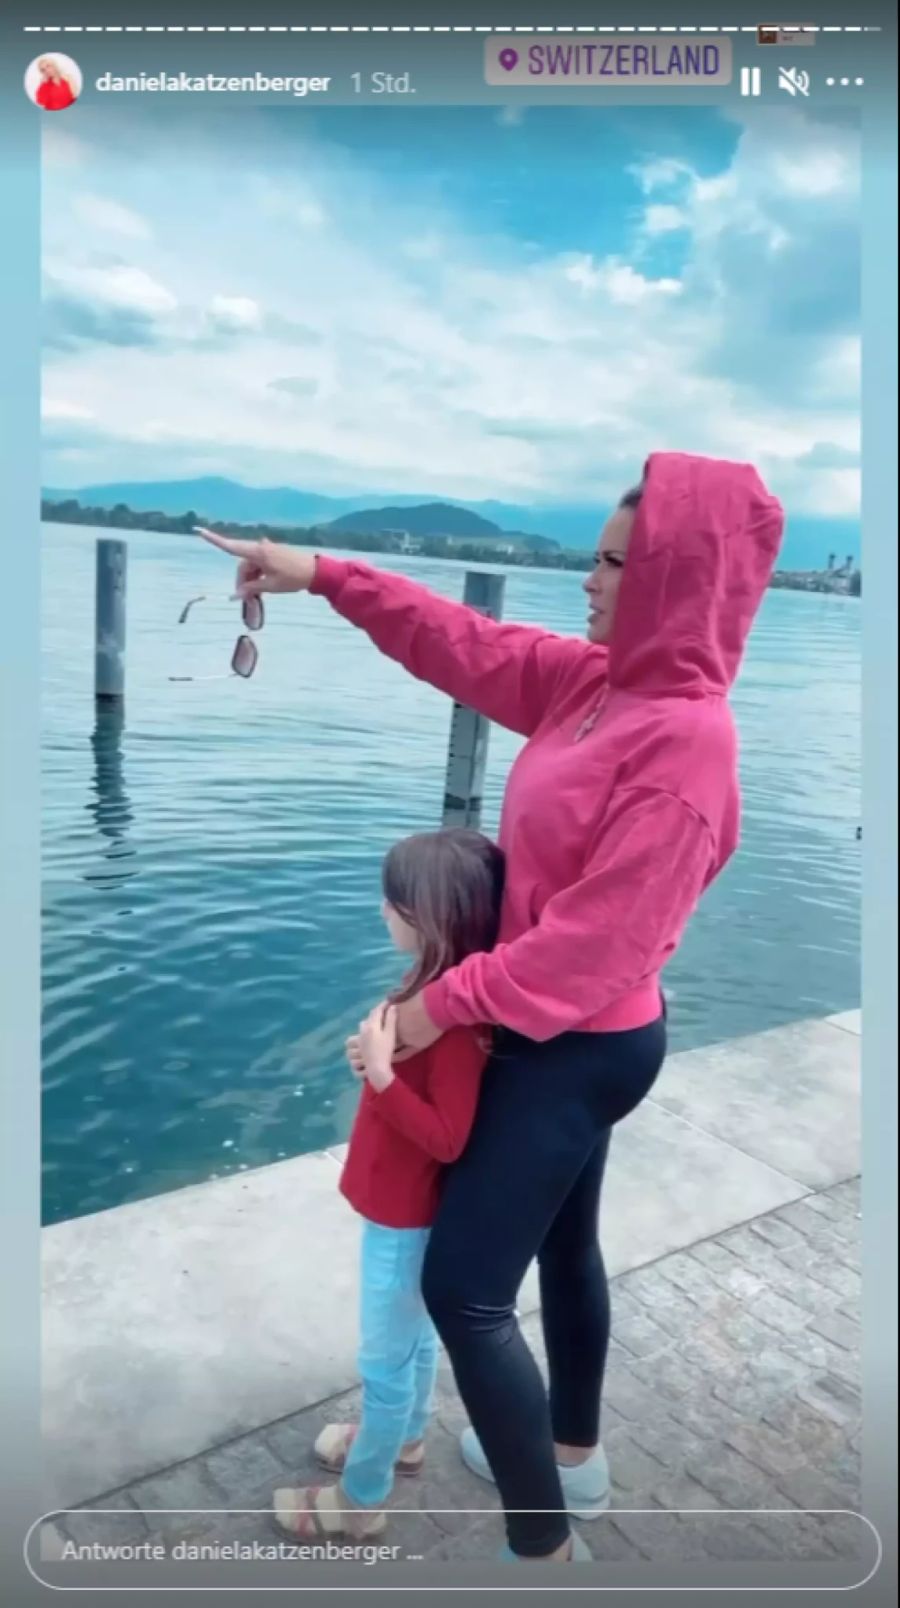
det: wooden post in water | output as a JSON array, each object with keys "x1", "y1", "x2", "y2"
[
  {"x1": 441, "y1": 570, "x2": 505, "y2": 830},
  {"x1": 95, "y1": 538, "x2": 127, "y2": 705}
]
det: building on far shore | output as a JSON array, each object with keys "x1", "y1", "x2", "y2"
[{"x1": 771, "y1": 555, "x2": 861, "y2": 596}]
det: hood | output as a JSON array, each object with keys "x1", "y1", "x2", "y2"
[{"x1": 608, "y1": 452, "x2": 784, "y2": 697}]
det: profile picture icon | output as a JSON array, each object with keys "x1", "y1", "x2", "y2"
[{"x1": 25, "y1": 54, "x2": 82, "y2": 112}]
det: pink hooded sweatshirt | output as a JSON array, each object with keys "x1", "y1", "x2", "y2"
[{"x1": 310, "y1": 452, "x2": 784, "y2": 1042}]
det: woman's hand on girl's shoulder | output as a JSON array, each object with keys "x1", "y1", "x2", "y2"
[{"x1": 394, "y1": 992, "x2": 442, "y2": 1055}]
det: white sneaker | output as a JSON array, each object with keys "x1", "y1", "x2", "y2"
[{"x1": 459, "y1": 1426, "x2": 611, "y2": 1520}]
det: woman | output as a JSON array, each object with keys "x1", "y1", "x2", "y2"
[
  {"x1": 34, "y1": 58, "x2": 77, "y2": 112},
  {"x1": 201, "y1": 450, "x2": 784, "y2": 1561}
]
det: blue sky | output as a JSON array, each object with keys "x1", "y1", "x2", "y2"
[{"x1": 42, "y1": 103, "x2": 859, "y2": 521}]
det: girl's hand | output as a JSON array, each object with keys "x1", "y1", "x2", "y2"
[
  {"x1": 196, "y1": 528, "x2": 317, "y2": 600},
  {"x1": 345, "y1": 1034, "x2": 366, "y2": 1080},
  {"x1": 359, "y1": 1002, "x2": 398, "y2": 1092}
]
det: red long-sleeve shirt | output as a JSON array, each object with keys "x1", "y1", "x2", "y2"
[{"x1": 339, "y1": 1027, "x2": 486, "y2": 1228}]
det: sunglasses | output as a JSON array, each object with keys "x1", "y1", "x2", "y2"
[{"x1": 169, "y1": 594, "x2": 264, "y2": 683}]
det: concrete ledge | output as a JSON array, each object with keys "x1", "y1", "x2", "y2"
[{"x1": 42, "y1": 1013, "x2": 859, "y2": 1512}]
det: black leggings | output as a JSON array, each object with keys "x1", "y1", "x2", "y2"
[{"x1": 421, "y1": 1017, "x2": 666, "y2": 1557}]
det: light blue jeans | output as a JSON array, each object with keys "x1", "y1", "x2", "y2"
[{"x1": 341, "y1": 1219, "x2": 439, "y2": 1507}]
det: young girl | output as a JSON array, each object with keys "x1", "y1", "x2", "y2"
[{"x1": 273, "y1": 827, "x2": 505, "y2": 1541}]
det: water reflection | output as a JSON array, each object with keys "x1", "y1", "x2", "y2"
[{"x1": 83, "y1": 706, "x2": 138, "y2": 889}]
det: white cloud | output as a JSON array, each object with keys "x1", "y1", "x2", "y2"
[
  {"x1": 42, "y1": 398, "x2": 95, "y2": 422},
  {"x1": 771, "y1": 149, "x2": 855, "y2": 199},
  {"x1": 73, "y1": 193, "x2": 151, "y2": 240},
  {"x1": 643, "y1": 204, "x2": 688, "y2": 236},
  {"x1": 51, "y1": 263, "x2": 178, "y2": 317},
  {"x1": 208, "y1": 295, "x2": 262, "y2": 331},
  {"x1": 629, "y1": 157, "x2": 691, "y2": 194},
  {"x1": 564, "y1": 256, "x2": 682, "y2": 303}
]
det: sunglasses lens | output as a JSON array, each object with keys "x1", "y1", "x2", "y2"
[
  {"x1": 243, "y1": 596, "x2": 264, "y2": 632},
  {"x1": 232, "y1": 636, "x2": 258, "y2": 679}
]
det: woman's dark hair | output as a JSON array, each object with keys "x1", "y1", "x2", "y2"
[
  {"x1": 619, "y1": 485, "x2": 643, "y2": 510},
  {"x1": 382, "y1": 828, "x2": 505, "y2": 1004}
]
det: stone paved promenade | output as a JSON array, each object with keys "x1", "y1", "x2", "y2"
[{"x1": 43, "y1": 1178, "x2": 862, "y2": 1567}]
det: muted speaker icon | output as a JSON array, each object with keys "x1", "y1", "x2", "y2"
[{"x1": 778, "y1": 67, "x2": 811, "y2": 96}]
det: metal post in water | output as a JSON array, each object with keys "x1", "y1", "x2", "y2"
[
  {"x1": 94, "y1": 539, "x2": 127, "y2": 705},
  {"x1": 441, "y1": 570, "x2": 505, "y2": 830}
]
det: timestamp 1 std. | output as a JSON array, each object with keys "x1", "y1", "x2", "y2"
[{"x1": 351, "y1": 72, "x2": 415, "y2": 95}]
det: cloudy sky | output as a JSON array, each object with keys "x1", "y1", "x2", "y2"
[{"x1": 42, "y1": 102, "x2": 859, "y2": 521}]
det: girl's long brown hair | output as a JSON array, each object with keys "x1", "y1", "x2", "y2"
[{"x1": 382, "y1": 829, "x2": 505, "y2": 1004}]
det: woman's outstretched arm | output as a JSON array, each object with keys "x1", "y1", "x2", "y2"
[{"x1": 199, "y1": 531, "x2": 600, "y2": 738}]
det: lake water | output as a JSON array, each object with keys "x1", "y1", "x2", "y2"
[{"x1": 41, "y1": 522, "x2": 861, "y2": 1225}]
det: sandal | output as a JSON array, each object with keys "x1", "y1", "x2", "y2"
[
  {"x1": 272, "y1": 1482, "x2": 387, "y2": 1541},
  {"x1": 314, "y1": 1422, "x2": 425, "y2": 1477}
]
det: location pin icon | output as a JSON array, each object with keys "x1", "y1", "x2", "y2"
[{"x1": 498, "y1": 48, "x2": 519, "y2": 71}]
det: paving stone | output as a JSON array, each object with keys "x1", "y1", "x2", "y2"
[
  {"x1": 796, "y1": 1373, "x2": 862, "y2": 1429},
  {"x1": 423, "y1": 1513, "x2": 505, "y2": 1560},
  {"x1": 655, "y1": 1252, "x2": 726, "y2": 1309},
  {"x1": 809, "y1": 1310, "x2": 861, "y2": 1352},
  {"x1": 376, "y1": 1506, "x2": 447, "y2": 1561},
  {"x1": 660, "y1": 1388, "x2": 743, "y2": 1444},
  {"x1": 746, "y1": 1288, "x2": 812, "y2": 1337},
  {"x1": 608, "y1": 1434, "x2": 668, "y2": 1498},
  {"x1": 774, "y1": 1245, "x2": 861, "y2": 1303},
  {"x1": 60, "y1": 1493, "x2": 150, "y2": 1546},
  {"x1": 203, "y1": 1434, "x2": 284, "y2": 1501},
  {"x1": 575, "y1": 1515, "x2": 646, "y2": 1561},
  {"x1": 684, "y1": 1444, "x2": 790, "y2": 1511},
  {"x1": 608, "y1": 1510, "x2": 713, "y2": 1563},
  {"x1": 611, "y1": 1305, "x2": 677, "y2": 1360},
  {"x1": 829, "y1": 1179, "x2": 861, "y2": 1211},
  {"x1": 620, "y1": 1265, "x2": 704, "y2": 1331},
  {"x1": 781, "y1": 1331, "x2": 859, "y2": 1389},
  {"x1": 701, "y1": 1517, "x2": 784, "y2": 1561},
  {"x1": 128, "y1": 1464, "x2": 229, "y2": 1537},
  {"x1": 771, "y1": 1464, "x2": 860, "y2": 1514},
  {"x1": 688, "y1": 1238, "x2": 744, "y2": 1277},
  {"x1": 821, "y1": 1512, "x2": 867, "y2": 1560},
  {"x1": 604, "y1": 1360, "x2": 674, "y2": 1423},
  {"x1": 651, "y1": 1473, "x2": 725, "y2": 1513},
  {"x1": 723, "y1": 1420, "x2": 809, "y2": 1479},
  {"x1": 776, "y1": 1199, "x2": 855, "y2": 1246},
  {"x1": 801, "y1": 1190, "x2": 853, "y2": 1225},
  {"x1": 746, "y1": 1214, "x2": 806, "y2": 1251},
  {"x1": 624, "y1": 1415, "x2": 713, "y2": 1476},
  {"x1": 719, "y1": 1226, "x2": 847, "y2": 1313},
  {"x1": 186, "y1": 1509, "x2": 281, "y2": 1548},
  {"x1": 756, "y1": 1512, "x2": 839, "y2": 1561}
]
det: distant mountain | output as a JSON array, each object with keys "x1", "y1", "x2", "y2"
[
  {"x1": 41, "y1": 476, "x2": 857, "y2": 570},
  {"x1": 324, "y1": 501, "x2": 556, "y2": 551},
  {"x1": 42, "y1": 477, "x2": 348, "y2": 529}
]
